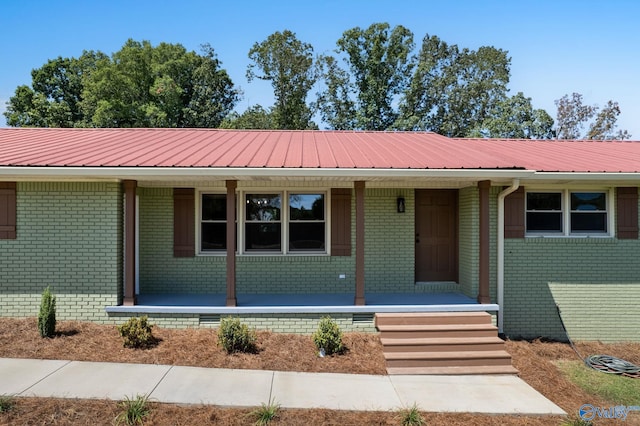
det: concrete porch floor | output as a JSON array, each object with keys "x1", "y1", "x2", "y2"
[{"x1": 106, "y1": 292, "x2": 499, "y2": 315}]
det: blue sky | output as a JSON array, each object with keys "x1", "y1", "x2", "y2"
[{"x1": 1, "y1": 0, "x2": 638, "y2": 136}]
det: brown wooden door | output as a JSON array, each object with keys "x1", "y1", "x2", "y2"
[{"x1": 415, "y1": 190, "x2": 458, "y2": 282}]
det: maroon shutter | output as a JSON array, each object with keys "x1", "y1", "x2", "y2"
[
  {"x1": 504, "y1": 186, "x2": 525, "y2": 238},
  {"x1": 616, "y1": 187, "x2": 638, "y2": 239},
  {"x1": 331, "y1": 188, "x2": 351, "y2": 256},
  {"x1": 0, "y1": 182, "x2": 17, "y2": 240},
  {"x1": 173, "y1": 188, "x2": 195, "y2": 257}
]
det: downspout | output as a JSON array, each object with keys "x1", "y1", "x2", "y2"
[{"x1": 497, "y1": 179, "x2": 520, "y2": 334}]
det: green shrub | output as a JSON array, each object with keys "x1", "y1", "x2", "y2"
[
  {"x1": 250, "y1": 398, "x2": 280, "y2": 425},
  {"x1": 117, "y1": 316, "x2": 155, "y2": 349},
  {"x1": 0, "y1": 395, "x2": 15, "y2": 413},
  {"x1": 115, "y1": 394, "x2": 150, "y2": 425},
  {"x1": 38, "y1": 286, "x2": 56, "y2": 338},
  {"x1": 399, "y1": 403, "x2": 425, "y2": 426},
  {"x1": 312, "y1": 316, "x2": 344, "y2": 356},
  {"x1": 217, "y1": 317, "x2": 257, "y2": 354}
]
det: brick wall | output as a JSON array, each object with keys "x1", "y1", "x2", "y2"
[
  {"x1": 0, "y1": 182, "x2": 121, "y2": 321},
  {"x1": 504, "y1": 236, "x2": 640, "y2": 342},
  {"x1": 139, "y1": 187, "x2": 415, "y2": 295}
]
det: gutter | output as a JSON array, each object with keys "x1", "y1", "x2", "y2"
[
  {"x1": 497, "y1": 179, "x2": 520, "y2": 334},
  {"x1": 0, "y1": 166, "x2": 535, "y2": 181}
]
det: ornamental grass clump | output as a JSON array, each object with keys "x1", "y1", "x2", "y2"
[
  {"x1": 313, "y1": 316, "x2": 344, "y2": 356},
  {"x1": 37, "y1": 286, "x2": 56, "y2": 338},
  {"x1": 117, "y1": 316, "x2": 156, "y2": 349},
  {"x1": 217, "y1": 317, "x2": 257, "y2": 354}
]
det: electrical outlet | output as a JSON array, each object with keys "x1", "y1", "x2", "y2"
[{"x1": 338, "y1": 274, "x2": 346, "y2": 279}]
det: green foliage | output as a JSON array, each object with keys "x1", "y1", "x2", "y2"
[
  {"x1": 399, "y1": 403, "x2": 425, "y2": 426},
  {"x1": 557, "y1": 360, "x2": 640, "y2": 406},
  {"x1": 250, "y1": 398, "x2": 280, "y2": 425},
  {"x1": 5, "y1": 39, "x2": 238, "y2": 128},
  {"x1": 115, "y1": 394, "x2": 150, "y2": 426},
  {"x1": 38, "y1": 286, "x2": 56, "y2": 338},
  {"x1": 318, "y1": 23, "x2": 414, "y2": 131},
  {"x1": 469, "y1": 92, "x2": 555, "y2": 139},
  {"x1": 312, "y1": 316, "x2": 344, "y2": 356},
  {"x1": 117, "y1": 316, "x2": 156, "y2": 349},
  {"x1": 220, "y1": 105, "x2": 277, "y2": 129},
  {"x1": 0, "y1": 395, "x2": 15, "y2": 413},
  {"x1": 247, "y1": 30, "x2": 317, "y2": 130},
  {"x1": 397, "y1": 34, "x2": 511, "y2": 137},
  {"x1": 217, "y1": 317, "x2": 257, "y2": 354}
]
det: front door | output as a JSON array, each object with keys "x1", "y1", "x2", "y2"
[{"x1": 415, "y1": 190, "x2": 458, "y2": 282}]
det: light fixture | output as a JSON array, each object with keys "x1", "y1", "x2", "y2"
[{"x1": 397, "y1": 197, "x2": 405, "y2": 213}]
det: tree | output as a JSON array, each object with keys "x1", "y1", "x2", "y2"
[
  {"x1": 4, "y1": 51, "x2": 106, "y2": 127},
  {"x1": 247, "y1": 30, "x2": 317, "y2": 130},
  {"x1": 396, "y1": 34, "x2": 511, "y2": 137},
  {"x1": 317, "y1": 23, "x2": 414, "y2": 130},
  {"x1": 220, "y1": 105, "x2": 276, "y2": 129},
  {"x1": 469, "y1": 92, "x2": 554, "y2": 139},
  {"x1": 5, "y1": 39, "x2": 239, "y2": 128},
  {"x1": 81, "y1": 40, "x2": 239, "y2": 127},
  {"x1": 555, "y1": 93, "x2": 630, "y2": 140}
]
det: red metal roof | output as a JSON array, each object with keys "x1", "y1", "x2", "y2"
[{"x1": 1, "y1": 128, "x2": 640, "y2": 173}]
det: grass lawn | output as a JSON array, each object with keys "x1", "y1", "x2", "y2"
[{"x1": 557, "y1": 360, "x2": 640, "y2": 406}]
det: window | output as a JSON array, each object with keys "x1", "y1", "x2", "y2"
[
  {"x1": 243, "y1": 191, "x2": 327, "y2": 254},
  {"x1": 526, "y1": 190, "x2": 609, "y2": 236},
  {"x1": 245, "y1": 193, "x2": 282, "y2": 252},
  {"x1": 200, "y1": 194, "x2": 227, "y2": 252},
  {"x1": 198, "y1": 190, "x2": 329, "y2": 255},
  {"x1": 289, "y1": 193, "x2": 325, "y2": 251}
]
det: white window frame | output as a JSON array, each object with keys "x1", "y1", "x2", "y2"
[
  {"x1": 525, "y1": 188, "x2": 614, "y2": 237},
  {"x1": 197, "y1": 191, "x2": 237, "y2": 256},
  {"x1": 197, "y1": 188, "x2": 330, "y2": 256}
]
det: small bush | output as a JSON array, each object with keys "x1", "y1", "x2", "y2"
[
  {"x1": 0, "y1": 395, "x2": 15, "y2": 413},
  {"x1": 115, "y1": 394, "x2": 150, "y2": 425},
  {"x1": 217, "y1": 317, "x2": 257, "y2": 354},
  {"x1": 250, "y1": 398, "x2": 280, "y2": 425},
  {"x1": 117, "y1": 316, "x2": 155, "y2": 349},
  {"x1": 38, "y1": 286, "x2": 56, "y2": 338},
  {"x1": 399, "y1": 403, "x2": 425, "y2": 426},
  {"x1": 312, "y1": 316, "x2": 344, "y2": 356}
]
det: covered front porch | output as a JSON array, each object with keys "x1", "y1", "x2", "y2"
[{"x1": 106, "y1": 292, "x2": 498, "y2": 315}]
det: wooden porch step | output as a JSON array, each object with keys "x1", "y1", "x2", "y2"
[
  {"x1": 384, "y1": 350, "x2": 513, "y2": 368},
  {"x1": 375, "y1": 312, "x2": 517, "y2": 375},
  {"x1": 375, "y1": 312, "x2": 492, "y2": 327},
  {"x1": 380, "y1": 336, "x2": 505, "y2": 352},
  {"x1": 387, "y1": 365, "x2": 519, "y2": 375},
  {"x1": 376, "y1": 323, "x2": 498, "y2": 339}
]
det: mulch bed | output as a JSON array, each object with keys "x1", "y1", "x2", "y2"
[{"x1": 2, "y1": 317, "x2": 640, "y2": 425}]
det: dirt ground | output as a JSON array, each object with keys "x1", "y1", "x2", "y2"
[{"x1": 1, "y1": 317, "x2": 640, "y2": 425}]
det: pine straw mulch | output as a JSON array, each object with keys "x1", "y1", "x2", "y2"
[{"x1": 2, "y1": 317, "x2": 640, "y2": 425}]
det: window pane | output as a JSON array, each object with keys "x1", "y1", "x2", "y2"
[
  {"x1": 246, "y1": 194, "x2": 281, "y2": 221},
  {"x1": 571, "y1": 192, "x2": 606, "y2": 211},
  {"x1": 527, "y1": 193, "x2": 561, "y2": 210},
  {"x1": 201, "y1": 223, "x2": 226, "y2": 251},
  {"x1": 202, "y1": 194, "x2": 226, "y2": 221},
  {"x1": 289, "y1": 223, "x2": 325, "y2": 251},
  {"x1": 290, "y1": 194, "x2": 324, "y2": 220},
  {"x1": 571, "y1": 212, "x2": 607, "y2": 232},
  {"x1": 245, "y1": 223, "x2": 281, "y2": 251},
  {"x1": 526, "y1": 212, "x2": 563, "y2": 232}
]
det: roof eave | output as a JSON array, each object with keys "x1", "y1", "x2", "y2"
[{"x1": 0, "y1": 166, "x2": 536, "y2": 182}]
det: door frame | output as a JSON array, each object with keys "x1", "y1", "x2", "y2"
[{"x1": 414, "y1": 189, "x2": 459, "y2": 282}]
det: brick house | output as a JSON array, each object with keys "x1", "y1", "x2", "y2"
[{"x1": 1, "y1": 128, "x2": 639, "y2": 341}]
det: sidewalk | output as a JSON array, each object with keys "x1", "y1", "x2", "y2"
[{"x1": 0, "y1": 358, "x2": 565, "y2": 415}]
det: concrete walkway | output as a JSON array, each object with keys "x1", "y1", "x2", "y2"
[{"x1": 0, "y1": 358, "x2": 565, "y2": 415}]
